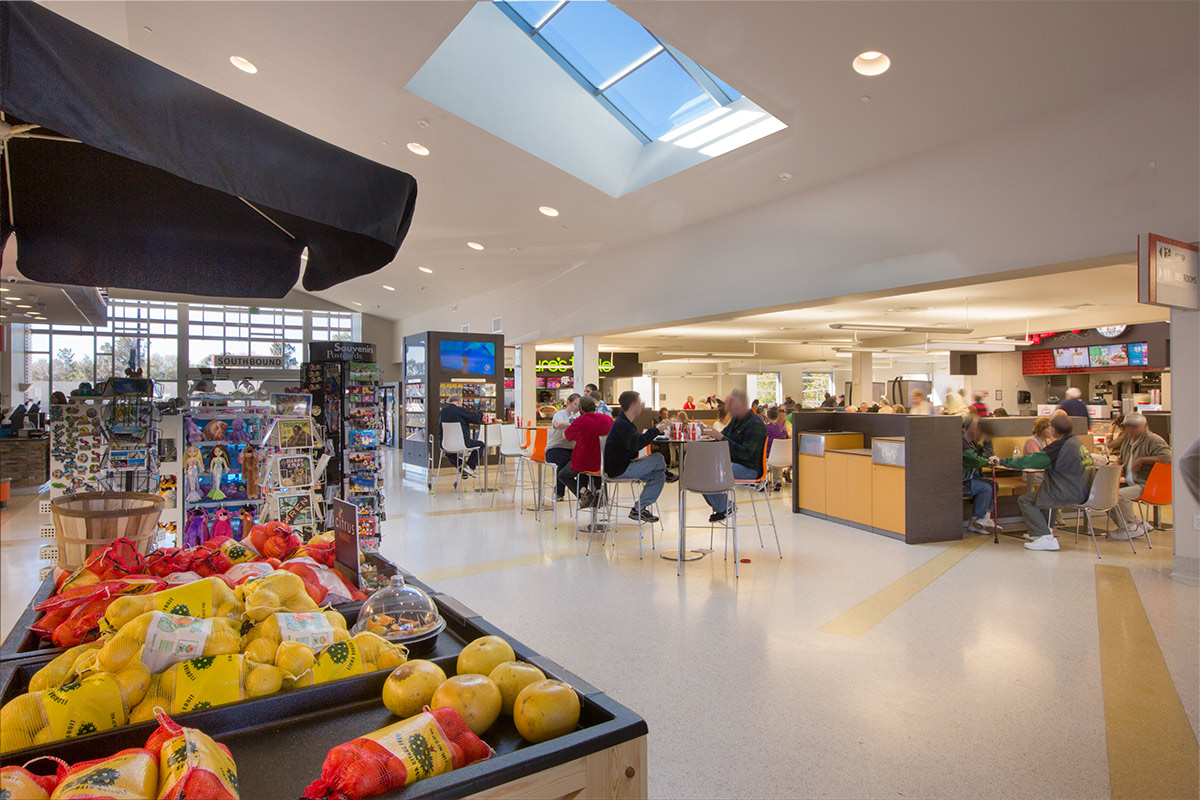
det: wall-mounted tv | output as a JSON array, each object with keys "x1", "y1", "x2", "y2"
[
  {"x1": 1053, "y1": 347, "x2": 1089, "y2": 369},
  {"x1": 1127, "y1": 342, "x2": 1149, "y2": 367},
  {"x1": 440, "y1": 340, "x2": 496, "y2": 376},
  {"x1": 1087, "y1": 344, "x2": 1129, "y2": 368}
]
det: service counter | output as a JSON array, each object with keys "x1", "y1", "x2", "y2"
[
  {"x1": 790, "y1": 413, "x2": 961, "y2": 543},
  {"x1": 0, "y1": 436, "x2": 49, "y2": 489}
]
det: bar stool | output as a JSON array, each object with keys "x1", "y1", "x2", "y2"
[
  {"x1": 733, "y1": 448, "x2": 782, "y2": 559},
  {"x1": 480, "y1": 422, "x2": 503, "y2": 505},
  {"x1": 432, "y1": 423, "x2": 480, "y2": 497},
  {"x1": 680, "y1": 441, "x2": 740, "y2": 578},
  {"x1": 766, "y1": 444, "x2": 791, "y2": 488},
  {"x1": 518, "y1": 428, "x2": 550, "y2": 520},
  {"x1": 496, "y1": 425, "x2": 524, "y2": 496},
  {"x1": 580, "y1": 435, "x2": 613, "y2": 554}
]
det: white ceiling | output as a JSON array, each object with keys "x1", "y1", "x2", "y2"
[{"x1": 33, "y1": 1, "x2": 1200, "y2": 322}]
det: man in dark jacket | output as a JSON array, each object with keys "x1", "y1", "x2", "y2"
[
  {"x1": 1056, "y1": 387, "x2": 1091, "y2": 430},
  {"x1": 604, "y1": 390, "x2": 674, "y2": 522},
  {"x1": 701, "y1": 390, "x2": 767, "y2": 522},
  {"x1": 438, "y1": 394, "x2": 484, "y2": 475},
  {"x1": 991, "y1": 414, "x2": 1093, "y2": 551}
]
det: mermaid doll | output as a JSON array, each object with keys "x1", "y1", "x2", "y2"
[
  {"x1": 183, "y1": 445, "x2": 205, "y2": 502},
  {"x1": 207, "y1": 444, "x2": 231, "y2": 500}
]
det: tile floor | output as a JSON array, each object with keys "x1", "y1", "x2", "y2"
[{"x1": 2, "y1": 450, "x2": 1197, "y2": 798}]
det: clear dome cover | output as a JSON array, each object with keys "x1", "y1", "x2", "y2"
[{"x1": 351, "y1": 574, "x2": 445, "y2": 644}]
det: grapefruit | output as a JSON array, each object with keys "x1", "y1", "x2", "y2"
[
  {"x1": 382, "y1": 660, "x2": 447, "y2": 719},
  {"x1": 457, "y1": 636, "x2": 515, "y2": 677},
  {"x1": 513, "y1": 680, "x2": 581, "y2": 744},
  {"x1": 431, "y1": 674, "x2": 502, "y2": 735},
  {"x1": 489, "y1": 661, "x2": 546, "y2": 716}
]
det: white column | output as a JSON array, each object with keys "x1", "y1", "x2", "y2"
[
  {"x1": 851, "y1": 352, "x2": 873, "y2": 406},
  {"x1": 514, "y1": 343, "x2": 537, "y2": 426},
  {"x1": 573, "y1": 334, "x2": 599, "y2": 395},
  {"x1": 1171, "y1": 306, "x2": 1199, "y2": 582}
]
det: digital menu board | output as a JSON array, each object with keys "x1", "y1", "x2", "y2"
[
  {"x1": 1087, "y1": 344, "x2": 1129, "y2": 368},
  {"x1": 1127, "y1": 342, "x2": 1149, "y2": 367},
  {"x1": 1053, "y1": 347, "x2": 1089, "y2": 369}
]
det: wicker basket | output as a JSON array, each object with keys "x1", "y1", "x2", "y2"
[{"x1": 50, "y1": 491, "x2": 164, "y2": 571}]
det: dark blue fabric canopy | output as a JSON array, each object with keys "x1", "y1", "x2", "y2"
[{"x1": 0, "y1": 2, "x2": 417, "y2": 297}]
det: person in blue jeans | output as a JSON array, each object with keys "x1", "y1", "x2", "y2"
[
  {"x1": 700, "y1": 390, "x2": 767, "y2": 522},
  {"x1": 603, "y1": 390, "x2": 676, "y2": 522},
  {"x1": 961, "y1": 414, "x2": 1003, "y2": 534}
]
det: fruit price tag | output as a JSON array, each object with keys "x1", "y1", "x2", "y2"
[
  {"x1": 142, "y1": 612, "x2": 214, "y2": 673},
  {"x1": 173, "y1": 654, "x2": 244, "y2": 713},
  {"x1": 42, "y1": 672, "x2": 126, "y2": 741},
  {"x1": 365, "y1": 711, "x2": 456, "y2": 786},
  {"x1": 274, "y1": 612, "x2": 336, "y2": 650},
  {"x1": 154, "y1": 579, "x2": 214, "y2": 618}
]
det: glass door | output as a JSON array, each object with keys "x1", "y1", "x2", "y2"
[{"x1": 380, "y1": 382, "x2": 398, "y2": 447}]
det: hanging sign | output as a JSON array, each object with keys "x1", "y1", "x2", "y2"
[
  {"x1": 213, "y1": 354, "x2": 285, "y2": 369},
  {"x1": 1139, "y1": 233, "x2": 1198, "y2": 310}
]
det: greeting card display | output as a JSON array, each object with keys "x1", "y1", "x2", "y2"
[{"x1": 276, "y1": 455, "x2": 314, "y2": 489}]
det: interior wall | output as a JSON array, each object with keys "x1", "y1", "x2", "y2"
[
  {"x1": 1170, "y1": 307, "x2": 1199, "y2": 582},
  {"x1": 360, "y1": 313, "x2": 401, "y2": 383},
  {"x1": 964, "y1": 352, "x2": 1043, "y2": 414}
]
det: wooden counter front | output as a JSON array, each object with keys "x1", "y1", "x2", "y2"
[{"x1": 871, "y1": 464, "x2": 906, "y2": 535}]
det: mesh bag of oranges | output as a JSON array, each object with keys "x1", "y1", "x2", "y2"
[
  {"x1": 0, "y1": 661, "x2": 150, "y2": 753},
  {"x1": 288, "y1": 632, "x2": 407, "y2": 688},
  {"x1": 237, "y1": 571, "x2": 321, "y2": 624},
  {"x1": 87, "y1": 611, "x2": 242, "y2": 676},
  {"x1": 302, "y1": 707, "x2": 491, "y2": 799},
  {"x1": 239, "y1": 610, "x2": 351, "y2": 666},
  {"x1": 100, "y1": 576, "x2": 243, "y2": 635},
  {"x1": 145, "y1": 711, "x2": 241, "y2": 799},
  {"x1": 129, "y1": 654, "x2": 295, "y2": 723},
  {"x1": 0, "y1": 762, "x2": 66, "y2": 799}
]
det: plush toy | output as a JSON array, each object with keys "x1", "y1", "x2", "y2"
[
  {"x1": 238, "y1": 505, "x2": 256, "y2": 542},
  {"x1": 208, "y1": 445, "x2": 231, "y2": 501},
  {"x1": 227, "y1": 418, "x2": 251, "y2": 444},
  {"x1": 182, "y1": 446, "x2": 205, "y2": 502},
  {"x1": 239, "y1": 444, "x2": 260, "y2": 499},
  {"x1": 184, "y1": 508, "x2": 208, "y2": 548},
  {"x1": 202, "y1": 419, "x2": 228, "y2": 441},
  {"x1": 184, "y1": 417, "x2": 203, "y2": 445},
  {"x1": 210, "y1": 507, "x2": 234, "y2": 540}
]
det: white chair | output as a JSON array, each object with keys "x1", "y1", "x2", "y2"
[
  {"x1": 432, "y1": 422, "x2": 480, "y2": 497},
  {"x1": 681, "y1": 441, "x2": 740, "y2": 578},
  {"x1": 766, "y1": 443, "x2": 791, "y2": 488},
  {"x1": 602, "y1": 443, "x2": 661, "y2": 559},
  {"x1": 495, "y1": 425, "x2": 524, "y2": 495},
  {"x1": 733, "y1": 447, "x2": 782, "y2": 559},
  {"x1": 1065, "y1": 465, "x2": 1136, "y2": 558}
]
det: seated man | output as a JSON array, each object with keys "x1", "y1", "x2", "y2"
[
  {"x1": 991, "y1": 414, "x2": 1093, "y2": 552},
  {"x1": 1107, "y1": 413, "x2": 1171, "y2": 538},
  {"x1": 562, "y1": 395, "x2": 613, "y2": 508},
  {"x1": 544, "y1": 393, "x2": 580, "y2": 501},
  {"x1": 604, "y1": 390, "x2": 674, "y2": 522},
  {"x1": 438, "y1": 394, "x2": 484, "y2": 477},
  {"x1": 700, "y1": 390, "x2": 767, "y2": 522},
  {"x1": 961, "y1": 414, "x2": 1002, "y2": 534}
]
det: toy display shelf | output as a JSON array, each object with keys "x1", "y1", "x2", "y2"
[{"x1": 0, "y1": 594, "x2": 648, "y2": 800}]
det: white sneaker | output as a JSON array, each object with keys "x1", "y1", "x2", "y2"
[
  {"x1": 1109, "y1": 520, "x2": 1146, "y2": 540},
  {"x1": 1024, "y1": 534, "x2": 1060, "y2": 551},
  {"x1": 970, "y1": 517, "x2": 1002, "y2": 534},
  {"x1": 460, "y1": 465, "x2": 476, "y2": 477}
]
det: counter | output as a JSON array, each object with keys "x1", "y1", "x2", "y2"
[
  {"x1": 0, "y1": 436, "x2": 49, "y2": 489},
  {"x1": 796, "y1": 432, "x2": 864, "y2": 514}
]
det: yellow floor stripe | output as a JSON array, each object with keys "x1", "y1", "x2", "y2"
[
  {"x1": 819, "y1": 536, "x2": 987, "y2": 639},
  {"x1": 1095, "y1": 564, "x2": 1199, "y2": 800},
  {"x1": 416, "y1": 532, "x2": 651, "y2": 584}
]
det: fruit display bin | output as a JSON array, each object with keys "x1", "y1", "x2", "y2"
[{"x1": 0, "y1": 594, "x2": 648, "y2": 800}]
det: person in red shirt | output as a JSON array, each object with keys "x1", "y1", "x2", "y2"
[
  {"x1": 682, "y1": 396, "x2": 696, "y2": 410},
  {"x1": 562, "y1": 395, "x2": 614, "y2": 508}
]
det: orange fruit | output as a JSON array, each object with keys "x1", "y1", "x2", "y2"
[
  {"x1": 488, "y1": 661, "x2": 546, "y2": 716},
  {"x1": 431, "y1": 674, "x2": 501, "y2": 735},
  {"x1": 456, "y1": 636, "x2": 515, "y2": 677},
  {"x1": 382, "y1": 660, "x2": 447, "y2": 719},
  {"x1": 513, "y1": 680, "x2": 580, "y2": 744}
]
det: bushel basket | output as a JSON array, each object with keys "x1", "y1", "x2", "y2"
[{"x1": 50, "y1": 492, "x2": 164, "y2": 570}]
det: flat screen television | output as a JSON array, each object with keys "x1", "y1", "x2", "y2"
[
  {"x1": 1127, "y1": 342, "x2": 1149, "y2": 367},
  {"x1": 1053, "y1": 347, "x2": 1089, "y2": 369},
  {"x1": 439, "y1": 340, "x2": 496, "y2": 376},
  {"x1": 1087, "y1": 344, "x2": 1129, "y2": 368}
]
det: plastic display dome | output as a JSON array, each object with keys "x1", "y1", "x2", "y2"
[{"x1": 351, "y1": 574, "x2": 445, "y2": 647}]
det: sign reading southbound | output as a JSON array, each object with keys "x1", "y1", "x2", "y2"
[
  {"x1": 1139, "y1": 233, "x2": 1198, "y2": 310},
  {"x1": 213, "y1": 354, "x2": 284, "y2": 369}
]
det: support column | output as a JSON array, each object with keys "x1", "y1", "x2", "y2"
[
  {"x1": 573, "y1": 334, "x2": 599, "y2": 396},
  {"x1": 1171, "y1": 306, "x2": 1199, "y2": 583},
  {"x1": 851, "y1": 352, "x2": 873, "y2": 407},
  {"x1": 514, "y1": 343, "x2": 537, "y2": 426}
]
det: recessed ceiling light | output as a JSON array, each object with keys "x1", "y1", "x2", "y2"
[
  {"x1": 406, "y1": 142, "x2": 430, "y2": 156},
  {"x1": 351, "y1": 301, "x2": 362, "y2": 306},
  {"x1": 0, "y1": 287, "x2": 9, "y2": 292},
  {"x1": 418, "y1": 267, "x2": 433, "y2": 274},
  {"x1": 5, "y1": 296, "x2": 20, "y2": 301},
  {"x1": 381, "y1": 140, "x2": 389, "y2": 146},
  {"x1": 467, "y1": 242, "x2": 484, "y2": 251},
  {"x1": 860, "y1": 95, "x2": 871, "y2": 103},
  {"x1": 538, "y1": 206, "x2": 559, "y2": 217},
  {"x1": 382, "y1": 284, "x2": 396, "y2": 291},
  {"x1": 853, "y1": 51, "x2": 890, "y2": 76},
  {"x1": 15, "y1": 304, "x2": 32, "y2": 309},
  {"x1": 229, "y1": 56, "x2": 258, "y2": 74}
]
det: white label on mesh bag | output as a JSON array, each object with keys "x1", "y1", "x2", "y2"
[
  {"x1": 273, "y1": 612, "x2": 336, "y2": 650},
  {"x1": 141, "y1": 612, "x2": 214, "y2": 673},
  {"x1": 225, "y1": 562, "x2": 274, "y2": 584}
]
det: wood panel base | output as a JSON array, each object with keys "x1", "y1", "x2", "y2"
[{"x1": 466, "y1": 736, "x2": 648, "y2": 800}]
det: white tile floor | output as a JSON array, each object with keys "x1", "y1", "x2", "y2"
[{"x1": 2, "y1": 450, "x2": 1196, "y2": 798}]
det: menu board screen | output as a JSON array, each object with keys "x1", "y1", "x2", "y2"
[
  {"x1": 1053, "y1": 347, "x2": 1089, "y2": 369},
  {"x1": 1088, "y1": 344, "x2": 1129, "y2": 368},
  {"x1": 1127, "y1": 342, "x2": 1149, "y2": 367}
]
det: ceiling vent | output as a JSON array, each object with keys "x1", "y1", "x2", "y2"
[
  {"x1": 492, "y1": 317, "x2": 502, "y2": 333},
  {"x1": 461, "y1": 324, "x2": 471, "y2": 333}
]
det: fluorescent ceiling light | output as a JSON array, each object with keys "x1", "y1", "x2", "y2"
[
  {"x1": 538, "y1": 206, "x2": 559, "y2": 217},
  {"x1": 382, "y1": 285, "x2": 396, "y2": 291},
  {"x1": 351, "y1": 301, "x2": 362, "y2": 306},
  {"x1": 657, "y1": 107, "x2": 731, "y2": 143},
  {"x1": 657, "y1": 350, "x2": 758, "y2": 358},
  {"x1": 673, "y1": 110, "x2": 763, "y2": 150},
  {"x1": 829, "y1": 323, "x2": 974, "y2": 334},
  {"x1": 229, "y1": 56, "x2": 257, "y2": 74},
  {"x1": 419, "y1": 266, "x2": 433, "y2": 274},
  {"x1": 0, "y1": 287, "x2": 8, "y2": 292},
  {"x1": 920, "y1": 340, "x2": 1017, "y2": 352},
  {"x1": 699, "y1": 117, "x2": 788, "y2": 157},
  {"x1": 742, "y1": 338, "x2": 856, "y2": 345},
  {"x1": 853, "y1": 51, "x2": 890, "y2": 76},
  {"x1": 15, "y1": 304, "x2": 31, "y2": 309},
  {"x1": 406, "y1": 142, "x2": 430, "y2": 156},
  {"x1": 467, "y1": 242, "x2": 484, "y2": 251}
]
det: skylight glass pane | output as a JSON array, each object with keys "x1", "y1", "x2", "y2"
[
  {"x1": 703, "y1": 67, "x2": 741, "y2": 102},
  {"x1": 504, "y1": 1, "x2": 559, "y2": 28},
  {"x1": 538, "y1": 1, "x2": 660, "y2": 87},
  {"x1": 602, "y1": 52, "x2": 719, "y2": 140}
]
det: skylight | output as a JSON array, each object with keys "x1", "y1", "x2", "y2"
[{"x1": 495, "y1": 0, "x2": 741, "y2": 142}]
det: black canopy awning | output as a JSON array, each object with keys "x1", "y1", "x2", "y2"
[{"x1": 0, "y1": 2, "x2": 417, "y2": 297}]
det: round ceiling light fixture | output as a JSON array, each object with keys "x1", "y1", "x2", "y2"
[
  {"x1": 467, "y1": 242, "x2": 484, "y2": 251},
  {"x1": 230, "y1": 56, "x2": 258, "y2": 74},
  {"x1": 853, "y1": 51, "x2": 890, "y2": 76},
  {"x1": 419, "y1": 266, "x2": 434, "y2": 274},
  {"x1": 406, "y1": 142, "x2": 430, "y2": 156},
  {"x1": 538, "y1": 206, "x2": 559, "y2": 217}
]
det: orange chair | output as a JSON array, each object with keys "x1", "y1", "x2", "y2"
[{"x1": 1135, "y1": 462, "x2": 1171, "y2": 550}]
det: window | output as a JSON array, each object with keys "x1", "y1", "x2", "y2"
[
  {"x1": 186, "y1": 304, "x2": 305, "y2": 369},
  {"x1": 311, "y1": 310, "x2": 355, "y2": 342},
  {"x1": 747, "y1": 372, "x2": 781, "y2": 407},
  {"x1": 801, "y1": 373, "x2": 835, "y2": 409},
  {"x1": 495, "y1": 0, "x2": 740, "y2": 142}
]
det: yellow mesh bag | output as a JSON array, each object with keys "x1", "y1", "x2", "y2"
[
  {"x1": 91, "y1": 612, "x2": 241, "y2": 675},
  {"x1": 0, "y1": 665, "x2": 149, "y2": 753},
  {"x1": 29, "y1": 642, "x2": 103, "y2": 693},
  {"x1": 50, "y1": 748, "x2": 158, "y2": 800},
  {"x1": 238, "y1": 571, "x2": 319, "y2": 623},
  {"x1": 128, "y1": 654, "x2": 293, "y2": 723},
  {"x1": 102, "y1": 577, "x2": 243, "y2": 634}
]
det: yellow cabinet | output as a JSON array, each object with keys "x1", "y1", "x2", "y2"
[
  {"x1": 871, "y1": 464, "x2": 906, "y2": 535},
  {"x1": 797, "y1": 454, "x2": 827, "y2": 513},
  {"x1": 825, "y1": 452, "x2": 849, "y2": 520},
  {"x1": 845, "y1": 455, "x2": 874, "y2": 527}
]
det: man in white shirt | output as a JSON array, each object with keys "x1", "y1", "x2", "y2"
[{"x1": 544, "y1": 393, "x2": 580, "y2": 501}]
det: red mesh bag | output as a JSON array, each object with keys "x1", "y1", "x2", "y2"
[
  {"x1": 293, "y1": 538, "x2": 336, "y2": 567},
  {"x1": 145, "y1": 547, "x2": 194, "y2": 577},
  {"x1": 249, "y1": 522, "x2": 301, "y2": 561},
  {"x1": 302, "y1": 707, "x2": 491, "y2": 800},
  {"x1": 281, "y1": 559, "x2": 367, "y2": 604},
  {"x1": 190, "y1": 547, "x2": 234, "y2": 578},
  {"x1": 0, "y1": 759, "x2": 67, "y2": 798},
  {"x1": 51, "y1": 594, "x2": 117, "y2": 647},
  {"x1": 30, "y1": 606, "x2": 71, "y2": 640},
  {"x1": 144, "y1": 711, "x2": 240, "y2": 799},
  {"x1": 34, "y1": 576, "x2": 165, "y2": 644}
]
